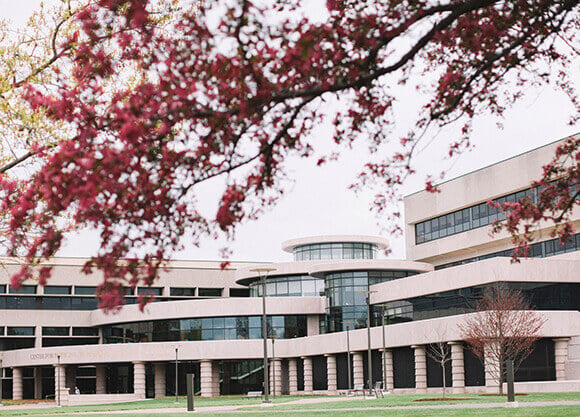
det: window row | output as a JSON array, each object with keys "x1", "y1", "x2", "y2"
[
  {"x1": 381, "y1": 283, "x2": 580, "y2": 325},
  {"x1": 102, "y1": 315, "x2": 307, "y2": 344},
  {"x1": 415, "y1": 187, "x2": 538, "y2": 244},
  {"x1": 436, "y1": 233, "x2": 580, "y2": 270},
  {"x1": 42, "y1": 327, "x2": 99, "y2": 336},
  {"x1": 249, "y1": 275, "x2": 324, "y2": 297},
  {"x1": 0, "y1": 285, "x2": 222, "y2": 298},
  {"x1": 293, "y1": 242, "x2": 377, "y2": 261}
]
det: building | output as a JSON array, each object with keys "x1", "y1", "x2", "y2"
[{"x1": 0, "y1": 135, "x2": 578, "y2": 403}]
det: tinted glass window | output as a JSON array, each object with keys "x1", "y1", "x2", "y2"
[
  {"x1": 7, "y1": 327, "x2": 35, "y2": 336},
  {"x1": 9, "y1": 285, "x2": 36, "y2": 294},
  {"x1": 75, "y1": 286, "x2": 97, "y2": 295},
  {"x1": 44, "y1": 286, "x2": 71, "y2": 295}
]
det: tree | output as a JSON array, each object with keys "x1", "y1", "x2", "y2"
[
  {"x1": 459, "y1": 284, "x2": 545, "y2": 394},
  {"x1": 0, "y1": 0, "x2": 83, "y2": 251},
  {"x1": 426, "y1": 341, "x2": 451, "y2": 398},
  {"x1": 0, "y1": 0, "x2": 578, "y2": 310}
]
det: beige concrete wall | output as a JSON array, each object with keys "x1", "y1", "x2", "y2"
[
  {"x1": 90, "y1": 296, "x2": 325, "y2": 326},
  {"x1": 4, "y1": 310, "x2": 578, "y2": 369},
  {"x1": 235, "y1": 259, "x2": 433, "y2": 283},
  {"x1": 404, "y1": 135, "x2": 580, "y2": 263},
  {"x1": 370, "y1": 257, "x2": 579, "y2": 304},
  {"x1": 0, "y1": 310, "x2": 92, "y2": 327},
  {"x1": 0, "y1": 258, "x2": 259, "y2": 295}
]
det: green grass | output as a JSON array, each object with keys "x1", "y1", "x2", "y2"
[
  {"x1": 7, "y1": 406, "x2": 580, "y2": 417},
  {"x1": 263, "y1": 392, "x2": 580, "y2": 411},
  {"x1": 0, "y1": 395, "x2": 305, "y2": 415},
  {"x1": 0, "y1": 392, "x2": 578, "y2": 416}
]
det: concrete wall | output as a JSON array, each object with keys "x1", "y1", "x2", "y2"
[
  {"x1": 370, "y1": 257, "x2": 579, "y2": 304},
  {"x1": 3, "y1": 310, "x2": 578, "y2": 369},
  {"x1": 404, "y1": 135, "x2": 580, "y2": 264}
]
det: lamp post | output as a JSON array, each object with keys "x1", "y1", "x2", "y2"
[
  {"x1": 251, "y1": 267, "x2": 276, "y2": 405},
  {"x1": 381, "y1": 304, "x2": 387, "y2": 391},
  {"x1": 174, "y1": 346, "x2": 179, "y2": 403},
  {"x1": 358, "y1": 290, "x2": 376, "y2": 396},
  {"x1": 346, "y1": 325, "x2": 352, "y2": 391},
  {"x1": 0, "y1": 359, "x2": 3, "y2": 407},
  {"x1": 57, "y1": 355, "x2": 61, "y2": 407},
  {"x1": 271, "y1": 337, "x2": 276, "y2": 398},
  {"x1": 339, "y1": 320, "x2": 356, "y2": 392}
]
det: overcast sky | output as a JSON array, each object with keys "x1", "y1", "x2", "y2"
[{"x1": 2, "y1": 0, "x2": 578, "y2": 263}]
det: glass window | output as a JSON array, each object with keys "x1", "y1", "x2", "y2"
[
  {"x1": 44, "y1": 286, "x2": 71, "y2": 295},
  {"x1": 248, "y1": 316, "x2": 261, "y2": 328},
  {"x1": 198, "y1": 288, "x2": 222, "y2": 297},
  {"x1": 276, "y1": 280, "x2": 288, "y2": 295},
  {"x1": 320, "y1": 244, "x2": 332, "y2": 260},
  {"x1": 331, "y1": 244, "x2": 342, "y2": 259},
  {"x1": 249, "y1": 326, "x2": 261, "y2": 339},
  {"x1": 75, "y1": 286, "x2": 97, "y2": 295},
  {"x1": 224, "y1": 317, "x2": 236, "y2": 328},
  {"x1": 343, "y1": 244, "x2": 353, "y2": 259},
  {"x1": 265, "y1": 282, "x2": 276, "y2": 296},
  {"x1": 42, "y1": 297, "x2": 72, "y2": 310},
  {"x1": 9, "y1": 285, "x2": 36, "y2": 294},
  {"x1": 288, "y1": 280, "x2": 301, "y2": 296},
  {"x1": 72, "y1": 327, "x2": 99, "y2": 336},
  {"x1": 42, "y1": 327, "x2": 69, "y2": 336},
  {"x1": 302, "y1": 280, "x2": 316, "y2": 296},
  {"x1": 0, "y1": 284, "x2": 5, "y2": 294},
  {"x1": 8, "y1": 326, "x2": 35, "y2": 336},
  {"x1": 170, "y1": 287, "x2": 195, "y2": 296},
  {"x1": 137, "y1": 287, "x2": 163, "y2": 296}
]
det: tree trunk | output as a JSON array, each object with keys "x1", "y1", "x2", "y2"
[{"x1": 441, "y1": 363, "x2": 446, "y2": 399}]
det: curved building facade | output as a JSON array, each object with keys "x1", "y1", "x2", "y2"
[{"x1": 0, "y1": 135, "x2": 579, "y2": 402}]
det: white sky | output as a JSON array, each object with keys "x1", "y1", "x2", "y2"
[{"x1": 2, "y1": 0, "x2": 578, "y2": 263}]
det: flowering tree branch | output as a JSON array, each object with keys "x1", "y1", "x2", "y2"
[{"x1": 1, "y1": 0, "x2": 578, "y2": 310}]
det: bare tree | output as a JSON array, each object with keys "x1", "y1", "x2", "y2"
[
  {"x1": 459, "y1": 284, "x2": 545, "y2": 394},
  {"x1": 426, "y1": 341, "x2": 452, "y2": 398}
]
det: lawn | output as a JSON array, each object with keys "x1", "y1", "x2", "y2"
[
  {"x1": 2, "y1": 406, "x2": 579, "y2": 417},
  {"x1": 266, "y1": 392, "x2": 580, "y2": 410},
  {"x1": 0, "y1": 392, "x2": 578, "y2": 416}
]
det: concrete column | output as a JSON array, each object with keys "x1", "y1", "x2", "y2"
[
  {"x1": 270, "y1": 359, "x2": 282, "y2": 396},
  {"x1": 154, "y1": 363, "x2": 166, "y2": 398},
  {"x1": 53, "y1": 364, "x2": 68, "y2": 402},
  {"x1": 484, "y1": 343, "x2": 500, "y2": 392},
  {"x1": 200, "y1": 360, "x2": 214, "y2": 397},
  {"x1": 35, "y1": 326, "x2": 42, "y2": 348},
  {"x1": 383, "y1": 349, "x2": 394, "y2": 392},
  {"x1": 412, "y1": 345, "x2": 427, "y2": 393},
  {"x1": 288, "y1": 358, "x2": 298, "y2": 394},
  {"x1": 12, "y1": 368, "x2": 23, "y2": 400},
  {"x1": 353, "y1": 352, "x2": 364, "y2": 388},
  {"x1": 325, "y1": 354, "x2": 337, "y2": 393},
  {"x1": 302, "y1": 356, "x2": 313, "y2": 394},
  {"x1": 95, "y1": 365, "x2": 106, "y2": 394},
  {"x1": 211, "y1": 361, "x2": 220, "y2": 396},
  {"x1": 34, "y1": 367, "x2": 42, "y2": 399},
  {"x1": 133, "y1": 362, "x2": 146, "y2": 399},
  {"x1": 554, "y1": 338, "x2": 570, "y2": 381},
  {"x1": 306, "y1": 316, "x2": 319, "y2": 336},
  {"x1": 449, "y1": 342, "x2": 465, "y2": 393}
]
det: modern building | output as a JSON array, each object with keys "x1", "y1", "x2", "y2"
[{"x1": 0, "y1": 135, "x2": 578, "y2": 403}]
